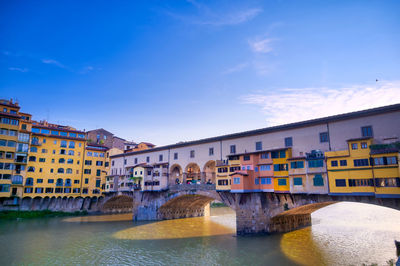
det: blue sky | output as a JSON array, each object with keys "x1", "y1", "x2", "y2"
[{"x1": 1, "y1": 0, "x2": 400, "y2": 145}]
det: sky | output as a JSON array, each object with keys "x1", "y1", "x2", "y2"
[{"x1": 1, "y1": 0, "x2": 400, "y2": 145}]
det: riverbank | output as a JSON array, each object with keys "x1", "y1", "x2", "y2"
[{"x1": 0, "y1": 210, "x2": 88, "y2": 220}]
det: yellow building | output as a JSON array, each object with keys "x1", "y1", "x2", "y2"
[
  {"x1": 273, "y1": 148, "x2": 291, "y2": 193},
  {"x1": 215, "y1": 155, "x2": 240, "y2": 191},
  {"x1": 82, "y1": 144, "x2": 109, "y2": 197},
  {"x1": 0, "y1": 99, "x2": 31, "y2": 199},
  {"x1": 25, "y1": 121, "x2": 86, "y2": 197},
  {"x1": 326, "y1": 137, "x2": 399, "y2": 197}
]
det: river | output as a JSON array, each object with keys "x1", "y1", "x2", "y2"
[{"x1": 0, "y1": 202, "x2": 399, "y2": 265}]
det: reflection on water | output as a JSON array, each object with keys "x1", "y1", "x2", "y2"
[
  {"x1": 64, "y1": 213, "x2": 133, "y2": 222},
  {"x1": 281, "y1": 202, "x2": 400, "y2": 265}
]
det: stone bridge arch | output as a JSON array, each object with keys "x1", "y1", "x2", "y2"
[{"x1": 102, "y1": 195, "x2": 134, "y2": 213}]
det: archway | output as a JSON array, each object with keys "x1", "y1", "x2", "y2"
[
  {"x1": 185, "y1": 163, "x2": 201, "y2": 184},
  {"x1": 102, "y1": 195, "x2": 134, "y2": 213},
  {"x1": 169, "y1": 164, "x2": 183, "y2": 185},
  {"x1": 203, "y1": 160, "x2": 216, "y2": 184}
]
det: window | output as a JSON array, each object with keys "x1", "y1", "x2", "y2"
[
  {"x1": 68, "y1": 150, "x2": 74, "y2": 156},
  {"x1": 361, "y1": 142, "x2": 368, "y2": 149},
  {"x1": 353, "y1": 159, "x2": 369, "y2": 167},
  {"x1": 37, "y1": 179, "x2": 43, "y2": 183},
  {"x1": 290, "y1": 161, "x2": 304, "y2": 169},
  {"x1": 331, "y1": 160, "x2": 338, "y2": 167},
  {"x1": 69, "y1": 141, "x2": 75, "y2": 148},
  {"x1": 255, "y1": 141, "x2": 262, "y2": 151},
  {"x1": 60, "y1": 140, "x2": 67, "y2": 148},
  {"x1": 24, "y1": 187, "x2": 33, "y2": 193},
  {"x1": 96, "y1": 169, "x2": 101, "y2": 176},
  {"x1": 278, "y1": 179, "x2": 287, "y2": 186},
  {"x1": 85, "y1": 160, "x2": 92, "y2": 165},
  {"x1": 261, "y1": 177, "x2": 272, "y2": 185},
  {"x1": 230, "y1": 145, "x2": 236, "y2": 154},
  {"x1": 85, "y1": 178, "x2": 89, "y2": 184},
  {"x1": 59, "y1": 158, "x2": 65, "y2": 164},
  {"x1": 67, "y1": 159, "x2": 73, "y2": 164},
  {"x1": 209, "y1": 147, "x2": 214, "y2": 156},
  {"x1": 29, "y1": 156, "x2": 36, "y2": 162},
  {"x1": 274, "y1": 164, "x2": 288, "y2": 171},
  {"x1": 25, "y1": 178, "x2": 34, "y2": 186},
  {"x1": 308, "y1": 160, "x2": 323, "y2": 168},
  {"x1": 293, "y1": 177, "x2": 302, "y2": 186},
  {"x1": 60, "y1": 149, "x2": 66, "y2": 155},
  {"x1": 340, "y1": 160, "x2": 347, "y2": 166},
  {"x1": 279, "y1": 150, "x2": 286, "y2": 158},
  {"x1": 146, "y1": 156, "x2": 150, "y2": 163},
  {"x1": 260, "y1": 152, "x2": 269, "y2": 159},
  {"x1": 66, "y1": 168, "x2": 72, "y2": 174},
  {"x1": 260, "y1": 165, "x2": 271, "y2": 171},
  {"x1": 50, "y1": 169, "x2": 54, "y2": 173},
  {"x1": 319, "y1": 132, "x2": 329, "y2": 143},
  {"x1": 96, "y1": 161, "x2": 103, "y2": 166},
  {"x1": 87, "y1": 152, "x2": 92, "y2": 157},
  {"x1": 45, "y1": 188, "x2": 54, "y2": 193},
  {"x1": 57, "y1": 168, "x2": 64, "y2": 174},
  {"x1": 124, "y1": 159, "x2": 127, "y2": 165},
  {"x1": 74, "y1": 180, "x2": 80, "y2": 184},
  {"x1": 174, "y1": 153, "x2": 178, "y2": 160},
  {"x1": 335, "y1": 179, "x2": 346, "y2": 187},
  {"x1": 374, "y1": 157, "x2": 384, "y2": 165},
  {"x1": 243, "y1": 155, "x2": 250, "y2": 161},
  {"x1": 361, "y1": 126, "x2": 373, "y2": 137},
  {"x1": 313, "y1": 174, "x2": 324, "y2": 186},
  {"x1": 190, "y1": 150, "x2": 195, "y2": 158},
  {"x1": 134, "y1": 158, "x2": 138, "y2": 164},
  {"x1": 84, "y1": 169, "x2": 91, "y2": 174},
  {"x1": 27, "y1": 166, "x2": 35, "y2": 172},
  {"x1": 233, "y1": 177, "x2": 240, "y2": 184},
  {"x1": 387, "y1": 156, "x2": 397, "y2": 165},
  {"x1": 7, "y1": 141, "x2": 16, "y2": 147},
  {"x1": 35, "y1": 188, "x2": 43, "y2": 193},
  {"x1": 284, "y1": 137, "x2": 293, "y2": 147},
  {"x1": 96, "y1": 179, "x2": 101, "y2": 187},
  {"x1": 351, "y1": 143, "x2": 358, "y2": 150},
  {"x1": 48, "y1": 179, "x2": 54, "y2": 184},
  {"x1": 159, "y1": 154, "x2": 163, "y2": 161},
  {"x1": 255, "y1": 178, "x2": 259, "y2": 185},
  {"x1": 69, "y1": 133, "x2": 77, "y2": 138}
]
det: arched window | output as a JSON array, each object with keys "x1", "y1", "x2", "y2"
[
  {"x1": 27, "y1": 166, "x2": 35, "y2": 172},
  {"x1": 68, "y1": 150, "x2": 74, "y2": 156},
  {"x1": 30, "y1": 147, "x2": 37, "y2": 153},
  {"x1": 56, "y1": 178, "x2": 63, "y2": 186},
  {"x1": 57, "y1": 168, "x2": 64, "y2": 174},
  {"x1": 29, "y1": 156, "x2": 36, "y2": 162},
  {"x1": 313, "y1": 174, "x2": 324, "y2": 186},
  {"x1": 66, "y1": 168, "x2": 72, "y2": 174},
  {"x1": 65, "y1": 178, "x2": 72, "y2": 186},
  {"x1": 59, "y1": 158, "x2": 65, "y2": 164},
  {"x1": 67, "y1": 159, "x2": 73, "y2": 164},
  {"x1": 25, "y1": 177, "x2": 34, "y2": 186}
]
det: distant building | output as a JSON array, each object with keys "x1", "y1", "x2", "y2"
[
  {"x1": 124, "y1": 142, "x2": 155, "y2": 153},
  {"x1": 86, "y1": 128, "x2": 125, "y2": 150}
]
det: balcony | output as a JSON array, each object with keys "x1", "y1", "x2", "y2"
[
  {"x1": 30, "y1": 140, "x2": 42, "y2": 146},
  {"x1": 11, "y1": 175, "x2": 23, "y2": 185}
]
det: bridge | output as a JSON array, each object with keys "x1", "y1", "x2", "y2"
[{"x1": 99, "y1": 183, "x2": 400, "y2": 235}]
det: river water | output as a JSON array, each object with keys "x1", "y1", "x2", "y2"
[{"x1": 0, "y1": 202, "x2": 399, "y2": 265}]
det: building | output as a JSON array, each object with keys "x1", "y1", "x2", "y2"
[
  {"x1": 124, "y1": 141, "x2": 155, "y2": 153},
  {"x1": 110, "y1": 103, "x2": 400, "y2": 198},
  {"x1": 0, "y1": 99, "x2": 32, "y2": 200},
  {"x1": 26, "y1": 121, "x2": 87, "y2": 197},
  {"x1": 86, "y1": 128, "x2": 125, "y2": 150},
  {"x1": 82, "y1": 144, "x2": 109, "y2": 196}
]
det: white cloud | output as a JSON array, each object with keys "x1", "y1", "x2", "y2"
[
  {"x1": 167, "y1": 1, "x2": 262, "y2": 26},
  {"x1": 8, "y1": 67, "x2": 29, "y2": 72},
  {"x1": 240, "y1": 80, "x2": 400, "y2": 126},
  {"x1": 79, "y1": 66, "x2": 94, "y2": 74},
  {"x1": 248, "y1": 37, "x2": 275, "y2": 53},
  {"x1": 222, "y1": 62, "x2": 249, "y2": 74},
  {"x1": 41, "y1": 59, "x2": 66, "y2": 69}
]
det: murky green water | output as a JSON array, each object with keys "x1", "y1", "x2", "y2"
[{"x1": 0, "y1": 203, "x2": 399, "y2": 265}]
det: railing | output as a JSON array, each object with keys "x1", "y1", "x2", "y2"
[{"x1": 169, "y1": 183, "x2": 216, "y2": 191}]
